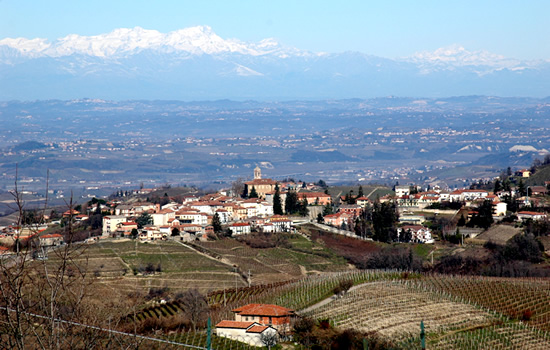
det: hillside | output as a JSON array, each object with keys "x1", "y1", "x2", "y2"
[{"x1": 527, "y1": 163, "x2": 550, "y2": 186}]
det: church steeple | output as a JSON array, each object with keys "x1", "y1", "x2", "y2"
[{"x1": 254, "y1": 166, "x2": 262, "y2": 180}]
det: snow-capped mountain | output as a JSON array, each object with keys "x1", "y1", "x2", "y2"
[
  {"x1": 0, "y1": 26, "x2": 303, "y2": 58},
  {"x1": 1, "y1": 26, "x2": 549, "y2": 100}
]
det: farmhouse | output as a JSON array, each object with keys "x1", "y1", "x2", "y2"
[
  {"x1": 517, "y1": 211, "x2": 548, "y2": 221},
  {"x1": 39, "y1": 233, "x2": 64, "y2": 247},
  {"x1": 215, "y1": 321, "x2": 278, "y2": 346},
  {"x1": 232, "y1": 303, "x2": 295, "y2": 332}
]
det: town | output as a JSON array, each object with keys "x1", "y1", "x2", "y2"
[{"x1": 1, "y1": 156, "x2": 549, "y2": 347}]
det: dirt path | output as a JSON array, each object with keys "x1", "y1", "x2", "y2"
[
  {"x1": 173, "y1": 240, "x2": 235, "y2": 268},
  {"x1": 298, "y1": 281, "x2": 378, "y2": 314}
]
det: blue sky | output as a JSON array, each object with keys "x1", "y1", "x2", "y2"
[{"x1": 1, "y1": 0, "x2": 548, "y2": 60}]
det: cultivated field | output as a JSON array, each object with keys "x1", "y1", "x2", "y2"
[
  {"x1": 195, "y1": 234, "x2": 350, "y2": 284},
  {"x1": 300, "y1": 274, "x2": 550, "y2": 349}
]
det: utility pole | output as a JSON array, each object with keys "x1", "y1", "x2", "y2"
[{"x1": 420, "y1": 320, "x2": 426, "y2": 350}]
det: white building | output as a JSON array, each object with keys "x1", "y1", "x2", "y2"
[
  {"x1": 397, "y1": 225, "x2": 434, "y2": 244},
  {"x1": 102, "y1": 215, "x2": 127, "y2": 236},
  {"x1": 215, "y1": 321, "x2": 278, "y2": 346},
  {"x1": 230, "y1": 223, "x2": 251, "y2": 236}
]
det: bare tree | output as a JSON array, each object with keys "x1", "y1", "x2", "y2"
[
  {"x1": 260, "y1": 330, "x2": 279, "y2": 349},
  {"x1": 231, "y1": 177, "x2": 245, "y2": 198},
  {"x1": 0, "y1": 168, "x2": 114, "y2": 349},
  {"x1": 176, "y1": 288, "x2": 208, "y2": 331}
]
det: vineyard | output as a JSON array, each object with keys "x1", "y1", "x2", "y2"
[
  {"x1": 301, "y1": 274, "x2": 550, "y2": 349},
  {"x1": 210, "y1": 270, "x2": 407, "y2": 322},
  {"x1": 303, "y1": 280, "x2": 497, "y2": 339},
  {"x1": 195, "y1": 235, "x2": 350, "y2": 284},
  {"x1": 52, "y1": 238, "x2": 550, "y2": 349},
  {"x1": 409, "y1": 275, "x2": 550, "y2": 331}
]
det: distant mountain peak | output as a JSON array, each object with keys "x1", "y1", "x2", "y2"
[
  {"x1": 406, "y1": 44, "x2": 523, "y2": 70},
  {"x1": 0, "y1": 26, "x2": 297, "y2": 58}
]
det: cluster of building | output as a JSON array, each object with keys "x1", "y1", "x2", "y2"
[{"x1": 102, "y1": 167, "x2": 329, "y2": 242}]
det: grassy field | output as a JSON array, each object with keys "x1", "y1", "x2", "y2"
[
  {"x1": 43, "y1": 234, "x2": 351, "y2": 303},
  {"x1": 196, "y1": 234, "x2": 351, "y2": 284}
]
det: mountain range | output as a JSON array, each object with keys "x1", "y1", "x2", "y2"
[{"x1": 1, "y1": 26, "x2": 550, "y2": 100}]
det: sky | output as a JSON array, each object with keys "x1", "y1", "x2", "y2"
[{"x1": 1, "y1": 0, "x2": 549, "y2": 60}]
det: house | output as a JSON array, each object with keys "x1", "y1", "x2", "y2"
[
  {"x1": 515, "y1": 169, "x2": 531, "y2": 178},
  {"x1": 230, "y1": 222, "x2": 251, "y2": 236},
  {"x1": 102, "y1": 216, "x2": 127, "y2": 236},
  {"x1": 399, "y1": 214, "x2": 425, "y2": 225},
  {"x1": 397, "y1": 225, "x2": 434, "y2": 244},
  {"x1": 450, "y1": 189, "x2": 488, "y2": 202},
  {"x1": 530, "y1": 186, "x2": 548, "y2": 196},
  {"x1": 395, "y1": 186, "x2": 411, "y2": 196},
  {"x1": 74, "y1": 214, "x2": 89, "y2": 222},
  {"x1": 356, "y1": 196, "x2": 372, "y2": 207},
  {"x1": 298, "y1": 192, "x2": 332, "y2": 205},
  {"x1": 215, "y1": 321, "x2": 278, "y2": 346},
  {"x1": 115, "y1": 221, "x2": 138, "y2": 236},
  {"x1": 139, "y1": 226, "x2": 165, "y2": 241},
  {"x1": 215, "y1": 209, "x2": 231, "y2": 224},
  {"x1": 324, "y1": 212, "x2": 352, "y2": 227},
  {"x1": 492, "y1": 202, "x2": 508, "y2": 216},
  {"x1": 268, "y1": 215, "x2": 292, "y2": 232},
  {"x1": 39, "y1": 233, "x2": 64, "y2": 247},
  {"x1": 62, "y1": 209, "x2": 80, "y2": 218},
  {"x1": 517, "y1": 211, "x2": 548, "y2": 221},
  {"x1": 338, "y1": 204, "x2": 363, "y2": 217},
  {"x1": 232, "y1": 303, "x2": 295, "y2": 333},
  {"x1": 151, "y1": 209, "x2": 176, "y2": 227}
]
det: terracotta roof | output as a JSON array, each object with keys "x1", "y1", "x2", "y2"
[
  {"x1": 299, "y1": 192, "x2": 330, "y2": 198},
  {"x1": 232, "y1": 303, "x2": 294, "y2": 317},
  {"x1": 245, "y1": 179, "x2": 277, "y2": 185},
  {"x1": 40, "y1": 234, "x2": 63, "y2": 239},
  {"x1": 215, "y1": 321, "x2": 256, "y2": 329},
  {"x1": 246, "y1": 325, "x2": 269, "y2": 333},
  {"x1": 518, "y1": 211, "x2": 546, "y2": 216}
]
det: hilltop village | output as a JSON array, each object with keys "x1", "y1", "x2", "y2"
[{"x1": 3, "y1": 161, "x2": 548, "y2": 253}]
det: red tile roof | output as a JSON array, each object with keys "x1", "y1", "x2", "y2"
[
  {"x1": 215, "y1": 321, "x2": 256, "y2": 329},
  {"x1": 246, "y1": 325, "x2": 269, "y2": 333},
  {"x1": 232, "y1": 303, "x2": 294, "y2": 317},
  {"x1": 40, "y1": 234, "x2": 63, "y2": 239}
]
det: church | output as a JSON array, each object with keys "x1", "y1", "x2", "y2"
[{"x1": 244, "y1": 167, "x2": 277, "y2": 199}]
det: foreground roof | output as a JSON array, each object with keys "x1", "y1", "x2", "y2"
[{"x1": 232, "y1": 303, "x2": 294, "y2": 317}]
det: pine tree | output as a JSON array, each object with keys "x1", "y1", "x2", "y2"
[
  {"x1": 358, "y1": 185, "x2": 364, "y2": 198},
  {"x1": 493, "y1": 178, "x2": 502, "y2": 193},
  {"x1": 249, "y1": 186, "x2": 259, "y2": 198},
  {"x1": 316, "y1": 213, "x2": 324, "y2": 223},
  {"x1": 518, "y1": 178, "x2": 526, "y2": 196},
  {"x1": 298, "y1": 198, "x2": 309, "y2": 217},
  {"x1": 273, "y1": 184, "x2": 283, "y2": 215},
  {"x1": 285, "y1": 190, "x2": 298, "y2": 215},
  {"x1": 212, "y1": 213, "x2": 222, "y2": 233},
  {"x1": 323, "y1": 202, "x2": 333, "y2": 215},
  {"x1": 457, "y1": 214, "x2": 466, "y2": 227}
]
